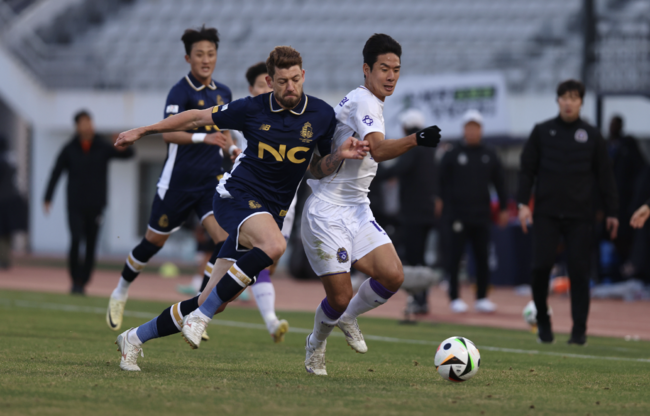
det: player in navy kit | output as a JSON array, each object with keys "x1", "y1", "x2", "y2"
[
  {"x1": 106, "y1": 26, "x2": 237, "y2": 333},
  {"x1": 111, "y1": 46, "x2": 369, "y2": 371}
]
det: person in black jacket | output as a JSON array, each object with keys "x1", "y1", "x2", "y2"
[
  {"x1": 605, "y1": 116, "x2": 645, "y2": 271},
  {"x1": 377, "y1": 108, "x2": 439, "y2": 314},
  {"x1": 438, "y1": 110, "x2": 508, "y2": 314},
  {"x1": 517, "y1": 80, "x2": 618, "y2": 345},
  {"x1": 44, "y1": 110, "x2": 134, "y2": 294}
]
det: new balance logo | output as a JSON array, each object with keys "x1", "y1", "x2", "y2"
[{"x1": 259, "y1": 124, "x2": 271, "y2": 131}]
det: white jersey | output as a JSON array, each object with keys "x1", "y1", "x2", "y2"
[{"x1": 307, "y1": 86, "x2": 385, "y2": 206}]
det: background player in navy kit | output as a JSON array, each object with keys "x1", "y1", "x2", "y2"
[
  {"x1": 106, "y1": 26, "x2": 237, "y2": 333},
  {"x1": 111, "y1": 46, "x2": 369, "y2": 371}
]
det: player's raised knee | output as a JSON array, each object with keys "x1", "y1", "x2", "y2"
[{"x1": 259, "y1": 237, "x2": 286, "y2": 262}]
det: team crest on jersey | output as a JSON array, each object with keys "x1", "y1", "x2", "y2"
[
  {"x1": 362, "y1": 115, "x2": 373, "y2": 126},
  {"x1": 300, "y1": 122, "x2": 314, "y2": 142},
  {"x1": 336, "y1": 247, "x2": 349, "y2": 263},
  {"x1": 198, "y1": 100, "x2": 205, "y2": 106},
  {"x1": 158, "y1": 214, "x2": 169, "y2": 228},
  {"x1": 249, "y1": 200, "x2": 262, "y2": 209},
  {"x1": 217, "y1": 95, "x2": 225, "y2": 106},
  {"x1": 575, "y1": 129, "x2": 588, "y2": 143}
]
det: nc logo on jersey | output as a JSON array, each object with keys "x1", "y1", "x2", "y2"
[
  {"x1": 249, "y1": 200, "x2": 262, "y2": 209},
  {"x1": 336, "y1": 247, "x2": 349, "y2": 263},
  {"x1": 217, "y1": 95, "x2": 225, "y2": 106},
  {"x1": 258, "y1": 143, "x2": 310, "y2": 164},
  {"x1": 575, "y1": 129, "x2": 588, "y2": 143},
  {"x1": 158, "y1": 214, "x2": 169, "y2": 228},
  {"x1": 300, "y1": 122, "x2": 314, "y2": 143},
  {"x1": 362, "y1": 115, "x2": 374, "y2": 126},
  {"x1": 339, "y1": 97, "x2": 349, "y2": 107}
]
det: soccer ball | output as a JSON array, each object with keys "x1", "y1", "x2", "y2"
[
  {"x1": 522, "y1": 300, "x2": 552, "y2": 327},
  {"x1": 434, "y1": 336, "x2": 480, "y2": 382}
]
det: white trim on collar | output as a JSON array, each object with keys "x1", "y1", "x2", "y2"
[
  {"x1": 185, "y1": 75, "x2": 217, "y2": 92},
  {"x1": 269, "y1": 93, "x2": 308, "y2": 115}
]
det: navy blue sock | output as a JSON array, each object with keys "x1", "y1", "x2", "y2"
[
  {"x1": 200, "y1": 241, "x2": 224, "y2": 293},
  {"x1": 121, "y1": 238, "x2": 162, "y2": 282},
  {"x1": 198, "y1": 248, "x2": 273, "y2": 318},
  {"x1": 153, "y1": 296, "x2": 200, "y2": 338}
]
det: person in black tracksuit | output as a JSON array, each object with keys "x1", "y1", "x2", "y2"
[
  {"x1": 517, "y1": 80, "x2": 618, "y2": 345},
  {"x1": 438, "y1": 110, "x2": 508, "y2": 314},
  {"x1": 44, "y1": 110, "x2": 134, "y2": 294}
]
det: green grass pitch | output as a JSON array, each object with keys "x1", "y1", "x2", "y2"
[{"x1": 1, "y1": 290, "x2": 649, "y2": 416}]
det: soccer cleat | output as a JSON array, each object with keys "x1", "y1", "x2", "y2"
[
  {"x1": 304, "y1": 334, "x2": 327, "y2": 376},
  {"x1": 106, "y1": 295, "x2": 126, "y2": 331},
  {"x1": 181, "y1": 312, "x2": 209, "y2": 349},
  {"x1": 201, "y1": 329, "x2": 210, "y2": 341},
  {"x1": 474, "y1": 298, "x2": 497, "y2": 314},
  {"x1": 337, "y1": 318, "x2": 368, "y2": 353},
  {"x1": 537, "y1": 320, "x2": 555, "y2": 344},
  {"x1": 115, "y1": 328, "x2": 143, "y2": 371},
  {"x1": 271, "y1": 319, "x2": 289, "y2": 343},
  {"x1": 567, "y1": 334, "x2": 587, "y2": 346},
  {"x1": 450, "y1": 298, "x2": 468, "y2": 314}
]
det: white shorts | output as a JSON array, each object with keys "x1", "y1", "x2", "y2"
[{"x1": 301, "y1": 194, "x2": 392, "y2": 276}]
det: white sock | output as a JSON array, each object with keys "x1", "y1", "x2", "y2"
[
  {"x1": 309, "y1": 304, "x2": 340, "y2": 350},
  {"x1": 127, "y1": 329, "x2": 142, "y2": 347},
  {"x1": 251, "y1": 282, "x2": 279, "y2": 333},
  {"x1": 112, "y1": 277, "x2": 131, "y2": 301},
  {"x1": 340, "y1": 278, "x2": 388, "y2": 323}
]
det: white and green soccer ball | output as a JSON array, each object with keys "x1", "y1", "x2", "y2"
[
  {"x1": 522, "y1": 300, "x2": 552, "y2": 327},
  {"x1": 434, "y1": 336, "x2": 480, "y2": 382}
]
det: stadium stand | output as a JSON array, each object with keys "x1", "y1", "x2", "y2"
[{"x1": 2, "y1": 0, "x2": 588, "y2": 93}]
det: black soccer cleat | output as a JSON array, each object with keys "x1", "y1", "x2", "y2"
[
  {"x1": 567, "y1": 334, "x2": 587, "y2": 346},
  {"x1": 536, "y1": 320, "x2": 554, "y2": 344}
]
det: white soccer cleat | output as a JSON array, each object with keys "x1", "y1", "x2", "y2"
[
  {"x1": 201, "y1": 329, "x2": 210, "y2": 341},
  {"x1": 107, "y1": 295, "x2": 126, "y2": 331},
  {"x1": 475, "y1": 298, "x2": 497, "y2": 313},
  {"x1": 181, "y1": 312, "x2": 209, "y2": 349},
  {"x1": 337, "y1": 318, "x2": 368, "y2": 353},
  {"x1": 450, "y1": 298, "x2": 469, "y2": 314},
  {"x1": 271, "y1": 319, "x2": 289, "y2": 343},
  {"x1": 305, "y1": 334, "x2": 327, "y2": 376},
  {"x1": 115, "y1": 328, "x2": 143, "y2": 371}
]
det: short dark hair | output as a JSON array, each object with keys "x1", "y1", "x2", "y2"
[
  {"x1": 556, "y1": 79, "x2": 585, "y2": 99},
  {"x1": 246, "y1": 62, "x2": 268, "y2": 87},
  {"x1": 74, "y1": 110, "x2": 91, "y2": 124},
  {"x1": 181, "y1": 25, "x2": 219, "y2": 55},
  {"x1": 266, "y1": 46, "x2": 302, "y2": 79},
  {"x1": 363, "y1": 33, "x2": 402, "y2": 70}
]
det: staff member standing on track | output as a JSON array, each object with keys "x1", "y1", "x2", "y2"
[
  {"x1": 44, "y1": 110, "x2": 135, "y2": 295},
  {"x1": 438, "y1": 109, "x2": 508, "y2": 314},
  {"x1": 517, "y1": 79, "x2": 618, "y2": 346}
]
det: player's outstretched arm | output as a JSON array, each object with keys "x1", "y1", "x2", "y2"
[
  {"x1": 310, "y1": 137, "x2": 369, "y2": 179},
  {"x1": 367, "y1": 125, "x2": 441, "y2": 163},
  {"x1": 114, "y1": 108, "x2": 215, "y2": 149}
]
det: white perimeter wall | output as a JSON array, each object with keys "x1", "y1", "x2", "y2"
[{"x1": 1, "y1": 44, "x2": 650, "y2": 257}]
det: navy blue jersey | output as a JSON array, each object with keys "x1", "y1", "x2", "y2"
[
  {"x1": 157, "y1": 72, "x2": 232, "y2": 193},
  {"x1": 211, "y1": 92, "x2": 335, "y2": 209}
]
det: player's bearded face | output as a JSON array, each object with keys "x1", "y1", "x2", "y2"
[{"x1": 271, "y1": 66, "x2": 305, "y2": 109}]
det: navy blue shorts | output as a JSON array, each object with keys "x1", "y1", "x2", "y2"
[
  {"x1": 213, "y1": 188, "x2": 286, "y2": 261},
  {"x1": 148, "y1": 188, "x2": 214, "y2": 234}
]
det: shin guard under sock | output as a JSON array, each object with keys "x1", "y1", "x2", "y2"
[
  {"x1": 121, "y1": 238, "x2": 163, "y2": 283},
  {"x1": 341, "y1": 278, "x2": 395, "y2": 322}
]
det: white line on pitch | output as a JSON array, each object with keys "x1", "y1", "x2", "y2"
[{"x1": 2, "y1": 298, "x2": 649, "y2": 364}]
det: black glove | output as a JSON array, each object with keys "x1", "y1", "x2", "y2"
[{"x1": 415, "y1": 125, "x2": 441, "y2": 147}]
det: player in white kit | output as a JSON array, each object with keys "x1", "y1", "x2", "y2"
[{"x1": 301, "y1": 34, "x2": 441, "y2": 375}]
